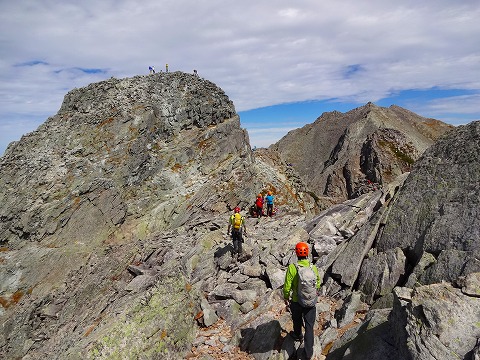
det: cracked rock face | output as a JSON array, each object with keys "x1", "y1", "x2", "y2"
[
  {"x1": 0, "y1": 72, "x2": 247, "y2": 247},
  {"x1": 376, "y1": 121, "x2": 480, "y2": 285}
]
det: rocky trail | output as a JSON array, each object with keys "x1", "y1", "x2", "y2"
[{"x1": 179, "y1": 212, "x2": 361, "y2": 360}]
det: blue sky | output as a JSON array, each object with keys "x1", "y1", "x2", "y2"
[{"x1": 1, "y1": 0, "x2": 479, "y2": 154}]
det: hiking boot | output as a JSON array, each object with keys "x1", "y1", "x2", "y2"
[
  {"x1": 300, "y1": 348, "x2": 313, "y2": 360},
  {"x1": 289, "y1": 331, "x2": 303, "y2": 342}
]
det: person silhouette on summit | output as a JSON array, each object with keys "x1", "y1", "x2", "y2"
[{"x1": 227, "y1": 207, "x2": 247, "y2": 259}]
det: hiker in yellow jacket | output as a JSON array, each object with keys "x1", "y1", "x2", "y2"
[
  {"x1": 283, "y1": 242, "x2": 321, "y2": 360},
  {"x1": 227, "y1": 207, "x2": 247, "y2": 258}
]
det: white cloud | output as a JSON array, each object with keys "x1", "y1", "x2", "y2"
[
  {"x1": 0, "y1": 0, "x2": 480, "y2": 154},
  {"x1": 415, "y1": 94, "x2": 480, "y2": 119},
  {"x1": 247, "y1": 126, "x2": 300, "y2": 149}
]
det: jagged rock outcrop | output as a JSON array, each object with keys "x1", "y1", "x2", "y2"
[
  {"x1": 376, "y1": 120, "x2": 480, "y2": 285},
  {"x1": 391, "y1": 283, "x2": 480, "y2": 360},
  {"x1": 270, "y1": 103, "x2": 453, "y2": 207},
  {"x1": 252, "y1": 148, "x2": 318, "y2": 215},
  {"x1": 325, "y1": 281, "x2": 480, "y2": 360},
  {"x1": 0, "y1": 72, "x2": 251, "y2": 247}
]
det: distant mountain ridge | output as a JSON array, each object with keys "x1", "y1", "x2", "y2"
[{"x1": 270, "y1": 102, "x2": 453, "y2": 207}]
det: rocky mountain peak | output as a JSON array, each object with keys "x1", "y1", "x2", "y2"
[
  {"x1": 56, "y1": 72, "x2": 235, "y2": 133},
  {"x1": 1, "y1": 71, "x2": 252, "y2": 244},
  {"x1": 0, "y1": 72, "x2": 262, "y2": 314},
  {"x1": 270, "y1": 102, "x2": 453, "y2": 206}
]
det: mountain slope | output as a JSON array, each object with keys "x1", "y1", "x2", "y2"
[
  {"x1": 0, "y1": 72, "x2": 260, "y2": 358},
  {"x1": 270, "y1": 102, "x2": 453, "y2": 205}
]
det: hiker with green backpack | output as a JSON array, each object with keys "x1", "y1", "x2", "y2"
[
  {"x1": 283, "y1": 242, "x2": 321, "y2": 360},
  {"x1": 227, "y1": 207, "x2": 247, "y2": 259}
]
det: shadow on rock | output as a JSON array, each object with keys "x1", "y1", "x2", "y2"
[
  {"x1": 214, "y1": 242, "x2": 234, "y2": 258},
  {"x1": 239, "y1": 320, "x2": 283, "y2": 359}
]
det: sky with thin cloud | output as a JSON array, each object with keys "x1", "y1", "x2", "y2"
[{"x1": 1, "y1": 0, "x2": 479, "y2": 154}]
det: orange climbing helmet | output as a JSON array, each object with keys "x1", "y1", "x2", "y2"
[
  {"x1": 234, "y1": 207, "x2": 240, "y2": 213},
  {"x1": 257, "y1": 193, "x2": 262, "y2": 198},
  {"x1": 267, "y1": 191, "x2": 272, "y2": 195},
  {"x1": 295, "y1": 242, "x2": 309, "y2": 257}
]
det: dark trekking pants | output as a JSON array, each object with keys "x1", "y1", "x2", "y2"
[
  {"x1": 231, "y1": 229, "x2": 243, "y2": 255},
  {"x1": 290, "y1": 301, "x2": 316, "y2": 359},
  {"x1": 266, "y1": 203, "x2": 273, "y2": 216}
]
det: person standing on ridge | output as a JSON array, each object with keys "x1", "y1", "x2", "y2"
[
  {"x1": 265, "y1": 191, "x2": 274, "y2": 216},
  {"x1": 166, "y1": 63, "x2": 169, "y2": 72},
  {"x1": 283, "y1": 242, "x2": 321, "y2": 360},
  {"x1": 227, "y1": 207, "x2": 247, "y2": 259},
  {"x1": 255, "y1": 193, "x2": 264, "y2": 218}
]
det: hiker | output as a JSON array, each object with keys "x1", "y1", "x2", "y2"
[
  {"x1": 255, "y1": 193, "x2": 264, "y2": 218},
  {"x1": 283, "y1": 242, "x2": 321, "y2": 360},
  {"x1": 227, "y1": 207, "x2": 247, "y2": 258},
  {"x1": 166, "y1": 63, "x2": 169, "y2": 72},
  {"x1": 149, "y1": 66, "x2": 155, "y2": 74},
  {"x1": 193, "y1": 69, "x2": 198, "y2": 76},
  {"x1": 265, "y1": 191, "x2": 274, "y2": 216}
]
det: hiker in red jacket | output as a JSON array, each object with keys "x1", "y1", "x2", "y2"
[{"x1": 255, "y1": 194, "x2": 264, "y2": 218}]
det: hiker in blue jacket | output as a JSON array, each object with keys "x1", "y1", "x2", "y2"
[{"x1": 265, "y1": 191, "x2": 274, "y2": 216}]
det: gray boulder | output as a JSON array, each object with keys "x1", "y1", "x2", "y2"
[
  {"x1": 357, "y1": 247, "x2": 406, "y2": 304},
  {"x1": 461, "y1": 272, "x2": 480, "y2": 297},
  {"x1": 326, "y1": 309, "x2": 397, "y2": 360},
  {"x1": 376, "y1": 121, "x2": 480, "y2": 285},
  {"x1": 391, "y1": 282, "x2": 480, "y2": 359}
]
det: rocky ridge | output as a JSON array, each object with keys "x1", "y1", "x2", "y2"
[
  {"x1": 270, "y1": 103, "x2": 453, "y2": 207},
  {"x1": 0, "y1": 73, "x2": 479, "y2": 360}
]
